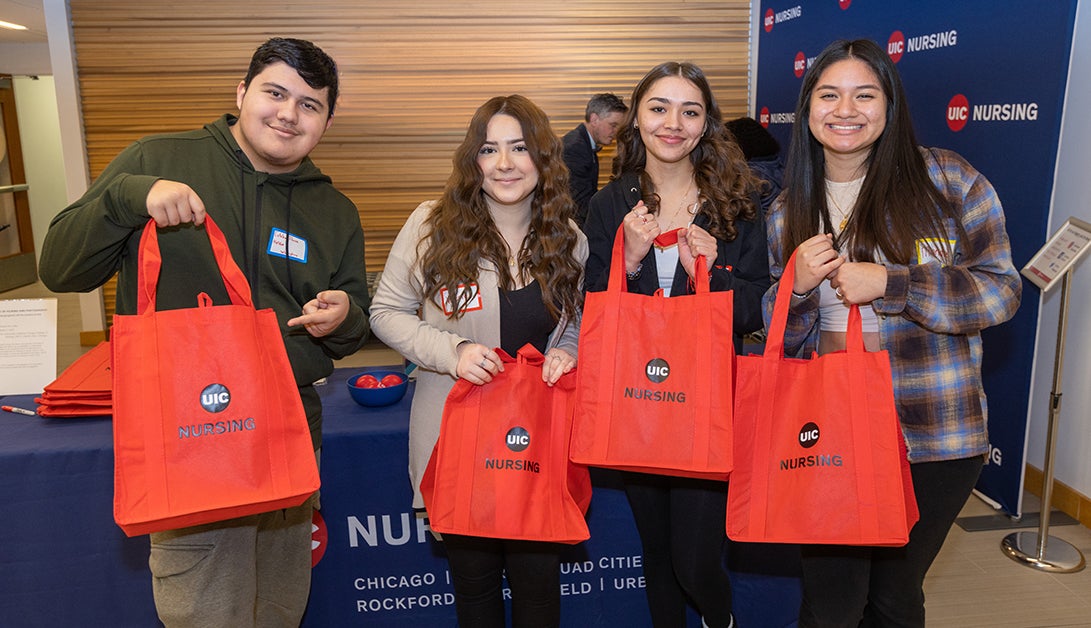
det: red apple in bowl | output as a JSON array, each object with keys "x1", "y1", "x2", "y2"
[
  {"x1": 380, "y1": 374, "x2": 404, "y2": 388},
  {"x1": 355, "y1": 374, "x2": 380, "y2": 389}
]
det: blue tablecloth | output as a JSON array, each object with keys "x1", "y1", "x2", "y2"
[{"x1": 0, "y1": 368, "x2": 800, "y2": 627}]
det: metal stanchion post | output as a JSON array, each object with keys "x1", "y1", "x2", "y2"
[{"x1": 1000, "y1": 269, "x2": 1086, "y2": 573}]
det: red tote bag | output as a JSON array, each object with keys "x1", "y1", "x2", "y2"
[
  {"x1": 727, "y1": 251, "x2": 918, "y2": 546},
  {"x1": 420, "y1": 344, "x2": 591, "y2": 544},
  {"x1": 111, "y1": 218, "x2": 320, "y2": 537},
  {"x1": 569, "y1": 224, "x2": 734, "y2": 480},
  {"x1": 35, "y1": 340, "x2": 113, "y2": 417}
]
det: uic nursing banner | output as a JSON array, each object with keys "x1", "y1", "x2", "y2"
[{"x1": 755, "y1": 0, "x2": 1078, "y2": 516}]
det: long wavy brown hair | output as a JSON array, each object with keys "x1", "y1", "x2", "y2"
[
  {"x1": 419, "y1": 95, "x2": 583, "y2": 321},
  {"x1": 612, "y1": 61, "x2": 759, "y2": 241}
]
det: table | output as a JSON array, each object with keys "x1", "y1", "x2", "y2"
[{"x1": 0, "y1": 368, "x2": 800, "y2": 627}]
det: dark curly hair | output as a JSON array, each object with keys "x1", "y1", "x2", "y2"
[
  {"x1": 419, "y1": 95, "x2": 583, "y2": 322},
  {"x1": 612, "y1": 61, "x2": 759, "y2": 241}
]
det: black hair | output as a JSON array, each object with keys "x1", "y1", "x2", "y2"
[
  {"x1": 725, "y1": 116, "x2": 780, "y2": 160},
  {"x1": 244, "y1": 37, "x2": 339, "y2": 117}
]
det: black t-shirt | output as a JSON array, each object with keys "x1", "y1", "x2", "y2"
[{"x1": 499, "y1": 280, "x2": 553, "y2": 356}]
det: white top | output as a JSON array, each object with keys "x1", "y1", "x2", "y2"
[
  {"x1": 818, "y1": 281, "x2": 879, "y2": 332},
  {"x1": 654, "y1": 245, "x2": 680, "y2": 297},
  {"x1": 819, "y1": 176, "x2": 879, "y2": 333}
]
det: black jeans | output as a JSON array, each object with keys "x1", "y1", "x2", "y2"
[
  {"x1": 798, "y1": 455, "x2": 985, "y2": 628},
  {"x1": 443, "y1": 533, "x2": 563, "y2": 628},
  {"x1": 622, "y1": 472, "x2": 734, "y2": 628}
]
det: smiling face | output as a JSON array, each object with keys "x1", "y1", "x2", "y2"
[
  {"x1": 477, "y1": 113, "x2": 540, "y2": 212},
  {"x1": 807, "y1": 58, "x2": 888, "y2": 178},
  {"x1": 635, "y1": 75, "x2": 707, "y2": 169},
  {"x1": 231, "y1": 61, "x2": 333, "y2": 174}
]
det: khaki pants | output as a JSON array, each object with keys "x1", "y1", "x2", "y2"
[
  {"x1": 149, "y1": 445, "x2": 320, "y2": 628},
  {"x1": 149, "y1": 494, "x2": 316, "y2": 628}
]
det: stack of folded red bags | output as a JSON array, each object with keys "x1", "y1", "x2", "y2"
[{"x1": 35, "y1": 341, "x2": 113, "y2": 418}]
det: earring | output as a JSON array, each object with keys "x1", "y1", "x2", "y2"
[{"x1": 633, "y1": 123, "x2": 639, "y2": 129}]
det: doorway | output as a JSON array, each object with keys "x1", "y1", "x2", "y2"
[{"x1": 0, "y1": 75, "x2": 37, "y2": 291}]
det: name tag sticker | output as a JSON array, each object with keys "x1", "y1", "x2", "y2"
[
  {"x1": 440, "y1": 283, "x2": 483, "y2": 316},
  {"x1": 268, "y1": 228, "x2": 309, "y2": 263},
  {"x1": 915, "y1": 238, "x2": 955, "y2": 266}
]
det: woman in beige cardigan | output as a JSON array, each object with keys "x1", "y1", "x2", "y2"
[{"x1": 369, "y1": 94, "x2": 587, "y2": 628}]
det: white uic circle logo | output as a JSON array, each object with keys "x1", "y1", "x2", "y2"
[
  {"x1": 798, "y1": 422, "x2": 820, "y2": 448},
  {"x1": 645, "y1": 358, "x2": 670, "y2": 383},
  {"x1": 200, "y1": 383, "x2": 231, "y2": 413},
  {"x1": 506, "y1": 426, "x2": 530, "y2": 452}
]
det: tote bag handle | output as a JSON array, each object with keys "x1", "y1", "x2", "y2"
[
  {"x1": 136, "y1": 217, "x2": 254, "y2": 314},
  {"x1": 765, "y1": 252, "x2": 868, "y2": 358},
  {"x1": 605, "y1": 223, "x2": 709, "y2": 295}
]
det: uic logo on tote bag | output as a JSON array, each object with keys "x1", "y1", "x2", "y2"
[
  {"x1": 200, "y1": 383, "x2": 231, "y2": 413},
  {"x1": 506, "y1": 426, "x2": 530, "y2": 452},
  {"x1": 798, "y1": 422, "x2": 820, "y2": 448},
  {"x1": 645, "y1": 358, "x2": 670, "y2": 383}
]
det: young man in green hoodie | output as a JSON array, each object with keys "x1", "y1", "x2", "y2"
[{"x1": 39, "y1": 37, "x2": 370, "y2": 627}]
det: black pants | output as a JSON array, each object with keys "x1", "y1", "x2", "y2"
[
  {"x1": 798, "y1": 455, "x2": 985, "y2": 628},
  {"x1": 443, "y1": 533, "x2": 563, "y2": 628},
  {"x1": 622, "y1": 472, "x2": 734, "y2": 628}
]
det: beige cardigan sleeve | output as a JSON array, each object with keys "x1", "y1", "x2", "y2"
[{"x1": 546, "y1": 223, "x2": 587, "y2": 357}]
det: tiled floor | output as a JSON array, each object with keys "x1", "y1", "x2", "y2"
[
  {"x1": 928, "y1": 492, "x2": 1091, "y2": 626},
  {"x1": 4, "y1": 279, "x2": 1091, "y2": 626}
]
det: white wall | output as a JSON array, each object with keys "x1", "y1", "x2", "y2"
[
  {"x1": 0, "y1": 42, "x2": 51, "y2": 76},
  {"x1": 11, "y1": 76, "x2": 65, "y2": 263},
  {"x1": 1027, "y1": 1, "x2": 1091, "y2": 498},
  {"x1": 42, "y1": 0, "x2": 102, "y2": 333}
]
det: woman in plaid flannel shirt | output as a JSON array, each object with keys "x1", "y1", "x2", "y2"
[{"x1": 765, "y1": 39, "x2": 1022, "y2": 627}]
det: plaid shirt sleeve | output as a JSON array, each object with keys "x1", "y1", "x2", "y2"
[{"x1": 874, "y1": 148, "x2": 1021, "y2": 331}]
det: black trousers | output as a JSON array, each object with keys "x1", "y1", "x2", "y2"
[
  {"x1": 622, "y1": 472, "x2": 734, "y2": 628},
  {"x1": 443, "y1": 533, "x2": 563, "y2": 628},
  {"x1": 798, "y1": 455, "x2": 985, "y2": 628}
]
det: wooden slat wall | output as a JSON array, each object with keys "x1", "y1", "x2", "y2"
[{"x1": 68, "y1": 0, "x2": 752, "y2": 324}]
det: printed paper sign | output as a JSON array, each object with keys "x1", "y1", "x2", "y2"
[
  {"x1": 0, "y1": 298, "x2": 58, "y2": 395},
  {"x1": 1021, "y1": 217, "x2": 1091, "y2": 292}
]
